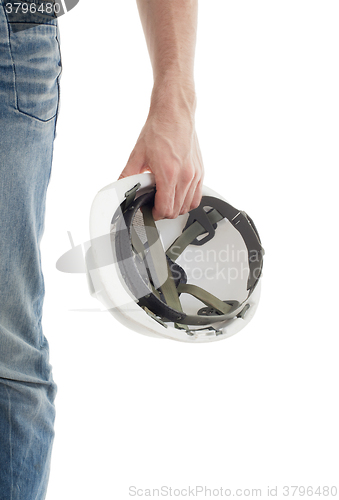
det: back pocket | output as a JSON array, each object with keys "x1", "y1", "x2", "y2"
[{"x1": 7, "y1": 22, "x2": 62, "y2": 122}]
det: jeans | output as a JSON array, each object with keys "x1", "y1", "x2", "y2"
[{"x1": 0, "y1": 1, "x2": 61, "y2": 498}]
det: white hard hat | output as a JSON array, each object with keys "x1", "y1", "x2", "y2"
[{"x1": 85, "y1": 173, "x2": 264, "y2": 343}]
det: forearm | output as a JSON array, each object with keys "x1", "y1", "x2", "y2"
[
  {"x1": 121, "y1": 0, "x2": 203, "y2": 220},
  {"x1": 136, "y1": 0, "x2": 198, "y2": 115}
]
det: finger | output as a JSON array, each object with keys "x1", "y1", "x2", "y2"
[
  {"x1": 178, "y1": 164, "x2": 203, "y2": 215},
  {"x1": 189, "y1": 177, "x2": 203, "y2": 211},
  {"x1": 118, "y1": 147, "x2": 146, "y2": 180},
  {"x1": 178, "y1": 172, "x2": 202, "y2": 215},
  {"x1": 167, "y1": 162, "x2": 196, "y2": 218},
  {"x1": 178, "y1": 133, "x2": 204, "y2": 214},
  {"x1": 152, "y1": 176, "x2": 176, "y2": 221}
]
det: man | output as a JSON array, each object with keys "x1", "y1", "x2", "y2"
[{"x1": 0, "y1": 0, "x2": 203, "y2": 498}]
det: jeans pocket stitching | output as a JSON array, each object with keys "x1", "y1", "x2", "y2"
[{"x1": 5, "y1": 21, "x2": 61, "y2": 123}]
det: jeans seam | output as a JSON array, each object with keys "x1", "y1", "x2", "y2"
[
  {"x1": 5, "y1": 385, "x2": 14, "y2": 500},
  {"x1": 54, "y1": 23, "x2": 62, "y2": 129},
  {"x1": 2, "y1": 4, "x2": 18, "y2": 112},
  {"x1": 15, "y1": 383, "x2": 43, "y2": 493}
]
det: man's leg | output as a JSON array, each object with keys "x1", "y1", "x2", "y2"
[{"x1": 0, "y1": 5, "x2": 61, "y2": 499}]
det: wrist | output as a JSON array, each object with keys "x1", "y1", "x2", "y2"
[{"x1": 150, "y1": 73, "x2": 197, "y2": 117}]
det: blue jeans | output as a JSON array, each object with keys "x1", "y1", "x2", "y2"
[{"x1": 0, "y1": 2, "x2": 61, "y2": 498}]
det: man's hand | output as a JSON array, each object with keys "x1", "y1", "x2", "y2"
[
  {"x1": 119, "y1": 0, "x2": 203, "y2": 220},
  {"x1": 119, "y1": 88, "x2": 204, "y2": 220}
]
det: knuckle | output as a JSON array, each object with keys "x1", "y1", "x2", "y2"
[
  {"x1": 155, "y1": 202, "x2": 172, "y2": 220},
  {"x1": 164, "y1": 165, "x2": 179, "y2": 185},
  {"x1": 181, "y1": 164, "x2": 195, "y2": 184},
  {"x1": 167, "y1": 211, "x2": 180, "y2": 220},
  {"x1": 179, "y1": 204, "x2": 190, "y2": 215},
  {"x1": 162, "y1": 206, "x2": 179, "y2": 219},
  {"x1": 190, "y1": 198, "x2": 201, "y2": 210}
]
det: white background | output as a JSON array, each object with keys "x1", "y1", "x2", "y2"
[{"x1": 42, "y1": 1, "x2": 339, "y2": 499}]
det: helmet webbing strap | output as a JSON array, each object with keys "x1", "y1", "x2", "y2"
[
  {"x1": 120, "y1": 182, "x2": 141, "y2": 214},
  {"x1": 130, "y1": 225, "x2": 163, "y2": 301},
  {"x1": 141, "y1": 203, "x2": 235, "y2": 327},
  {"x1": 130, "y1": 211, "x2": 232, "y2": 325},
  {"x1": 141, "y1": 204, "x2": 182, "y2": 311},
  {"x1": 141, "y1": 203, "x2": 188, "y2": 329},
  {"x1": 166, "y1": 196, "x2": 264, "y2": 293},
  {"x1": 166, "y1": 208, "x2": 223, "y2": 261},
  {"x1": 177, "y1": 284, "x2": 233, "y2": 315},
  {"x1": 115, "y1": 190, "x2": 260, "y2": 326}
]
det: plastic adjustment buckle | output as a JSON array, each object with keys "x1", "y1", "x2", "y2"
[{"x1": 182, "y1": 207, "x2": 218, "y2": 246}]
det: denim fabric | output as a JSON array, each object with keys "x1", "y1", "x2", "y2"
[{"x1": 0, "y1": 1, "x2": 61, "y2": 497}]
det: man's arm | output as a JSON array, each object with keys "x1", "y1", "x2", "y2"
[{"x1": 119, "y1": 0, "x2": 204, "y2": 220}]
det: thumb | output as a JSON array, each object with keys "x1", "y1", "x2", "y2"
[{"x1": 118, "y1": 147, "x2": 146, "y2": 180}]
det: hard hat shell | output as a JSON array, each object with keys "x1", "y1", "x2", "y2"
[{"x1": 86, "y1": 173, "x2": 263, "y2": 343}]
